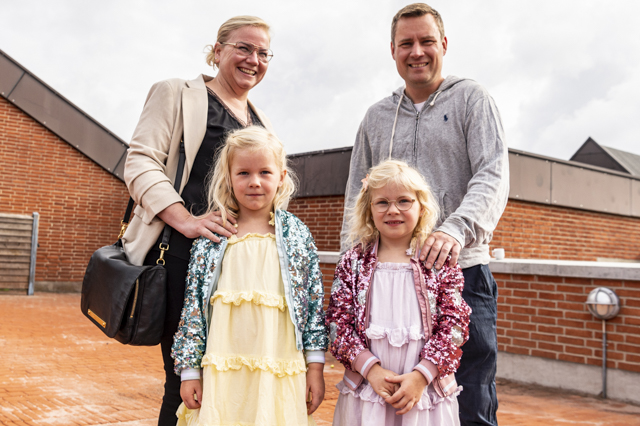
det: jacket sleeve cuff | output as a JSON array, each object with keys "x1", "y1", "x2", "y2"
[
  {"x1": 352, "y1": 350, "x2": 380, "y2": 378},
  {"x1": 413, "y1": 359, "x2": 439, "y2": 385},
  {"x1": 141, "y1": 185, "x2": 184, "y2": 224},
  {"x1": 305, "y1": 350, "x2": 325, "y2": 364},
  {"x1": 180, "y1": 367, "x2": 201, "y2": 381}
]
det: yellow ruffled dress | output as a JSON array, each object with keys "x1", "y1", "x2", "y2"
[{"x1": 177, "y1": 233, "x2": 316, "y2": 426}]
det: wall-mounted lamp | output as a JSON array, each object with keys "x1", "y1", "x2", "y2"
[{"x1": 586, "y1": 287, "x2": 621, "y2": 398}]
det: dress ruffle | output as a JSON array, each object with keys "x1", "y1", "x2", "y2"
[
  {"x1": 376, "y1": 262, "x2": 413, "y2": 270},
  {"x1": 227, "y1": 232, "x2": 275, "y2": 245},
  {"x1": 336, "y1": 380, "x2": 462, "y2": 412},
  {"x1": 211, "y1": 290, "x2": 287, "y2": 311},
  {"x1": 202, "y1": 353, "x2": 307, "y2": 378},
  {"x1": 366, "y1": 323, "x2": 424, "y2": 347}
]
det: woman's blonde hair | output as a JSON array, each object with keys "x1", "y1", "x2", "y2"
[
  {"x1": 204, "y1": 126, "x2": 295, "y2": 225},
  {"x1": 348, "y1": 160, "x2": 440, "y2": 249},
  {"x1": 205, "y1": 15, "x2": 271, "y2": 69}
]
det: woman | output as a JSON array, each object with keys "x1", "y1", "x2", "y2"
[{"x1": 122, "y1": 16, "x2": 275, "y2": 425}]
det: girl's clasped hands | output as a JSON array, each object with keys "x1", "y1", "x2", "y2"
[{"x1": 367, "y1": 364, "x2": 428, "y2": 415}]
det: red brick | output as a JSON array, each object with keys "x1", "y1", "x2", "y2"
[
  {"x1": 538, "y1": 342, "x2": 563, "y2": 353},
  {"x1": 531, "y1": 332, "x2": 556, "y2": 343},
  {"x1": 531, "y1": 350, "x2": 558, "y2": 360},
  {"x1": 504, "y1": 346, "x2": 531, "y2": 356},
  {"x1": 558, "y1": 353, "x2": 586, "y2": 364},
  {"x1": 513, "y1": 338, "x2": 537, "y2": 348}
]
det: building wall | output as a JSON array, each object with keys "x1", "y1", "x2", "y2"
[
  {"x1": 495, "y1": 272, "x2": 640, "y2": 374},
  {"x1": 491, "y1": 200, "x2": 640, "y2": 262},
  {"x1": 290, "y1": 196, "x2": 640, "y2": 262},
  {"x1": 0, "y1": 97, "x2": 129, "y2": 291},
  {"x1": 289, "y1": 195, "x2": 344, "y2": 253}
]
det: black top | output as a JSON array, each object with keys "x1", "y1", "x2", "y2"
[{"x1": 156, "y1": 88, "x2": 263, "y2": 260}]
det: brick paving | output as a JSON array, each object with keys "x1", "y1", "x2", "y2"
[{"x1": 1, "y1": 293, "x2": 639, "y2": 425}]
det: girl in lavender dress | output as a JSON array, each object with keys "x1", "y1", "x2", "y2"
[{"x1": 327, "y1": 160, "x2": 471, "y2": 426}]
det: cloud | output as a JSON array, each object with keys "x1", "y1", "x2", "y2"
[{"x1": 1, "y1": 0, "x2": 639, "y2": 159}]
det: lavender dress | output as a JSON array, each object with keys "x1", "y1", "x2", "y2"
[{"x1": 333, "y1": 262, "x2": 461, "y2": 426}]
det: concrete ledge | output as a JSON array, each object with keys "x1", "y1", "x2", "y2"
[
  {"x1": 489, "y1": 258, "x2": 640, "y2": 281},
  {"x1": 497, "y1": 351, "x2": 640, "y2": 405},
  {"x1": 35, "y1": 281, "x2": 82, "y2": 293},
  {"x1": 316, "y1": 252, "x2": 640, "y2": 281},
  {"x1": 318, "y1": 251, "x2": 341, "y2": 264}
]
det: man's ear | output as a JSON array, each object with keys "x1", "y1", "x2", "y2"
[
  {"x1": 391, "y1": 41, "x2": 396, "y2": 60},
  {"x1": 442, "y1": 36, "x2": 448, "y2": 56}
]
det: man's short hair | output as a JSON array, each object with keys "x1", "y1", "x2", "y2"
[{"x1": 391, "y1": 3, "x2": 445, "y2": 44}]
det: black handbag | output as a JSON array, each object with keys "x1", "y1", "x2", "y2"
[{"x1": 81, "y1": 142, "x2": 186, "y2": 346}]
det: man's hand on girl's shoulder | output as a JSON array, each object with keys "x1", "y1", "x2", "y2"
[{"x1": 420, "y1": 231, "x2": 461, "y2": 269}]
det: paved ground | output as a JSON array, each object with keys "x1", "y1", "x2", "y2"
[{"x1": 1, "y1": 293, "x2": 639, "y2": 425}]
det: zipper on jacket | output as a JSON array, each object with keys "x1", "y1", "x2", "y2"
[
  {"x1": 411, "y1": 90, "x2": 442, "y2": 166},
  {"x1": 413, "y1": 110, "x2": 421, "y2": 165},
  {"x1": 274, "y1": 210, "x2": 302, "y2": 350},
  {"x1": 203, "y1": 238, "x2": 228, "y2": 340},
  {"x1": 363, "y1": 260, "x2": 377, "y2": 347},
  {"x1": 129, "y1": 279, "x2": 139, "y2": 318}
]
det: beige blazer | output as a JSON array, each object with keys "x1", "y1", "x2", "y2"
[{"x1": 122, "y1": 74, "x2": 275, "y2": 265}]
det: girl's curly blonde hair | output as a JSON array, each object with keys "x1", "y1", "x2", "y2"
[
  {"x1": 348, "y1": 160, "x2": 440, "y2": 249},
  {"x1": 203, "y1": 126, "x2": 295, "y2": 225}
]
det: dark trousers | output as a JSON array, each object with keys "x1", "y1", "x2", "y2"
[
  {"x1": 457, "y1": 264, "x2": 499, "y2": 426},
  {"x1": 144, "y1": 248, "x2": 190, "y2": 426}
]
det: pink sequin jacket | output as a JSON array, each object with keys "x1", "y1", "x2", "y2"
[{"x1": 326, "y1": 241, "x2": 471, "y2": 397}]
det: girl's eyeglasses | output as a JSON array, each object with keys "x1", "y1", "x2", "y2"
[{"x1": 371, "y1": 197, "x2": 416, "y2": 213}]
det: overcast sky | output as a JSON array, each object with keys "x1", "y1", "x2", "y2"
[{"x1": 2, "y1": 0, "x2": 639, "y2": 159}]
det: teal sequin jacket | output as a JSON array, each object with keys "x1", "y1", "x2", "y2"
[{"x1": 171, "y1": 210, "x2": 329, "y2": 375}]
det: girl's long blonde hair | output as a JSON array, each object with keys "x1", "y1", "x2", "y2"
[
  {"x1": 348, "y1": 160, "x2": 440, "y2": 249},
  {"x1": 204, "y1": 126, "x2": 295, "y2": 225}
]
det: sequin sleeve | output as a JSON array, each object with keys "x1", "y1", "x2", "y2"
[
  {"x1": 171, "y1": 237, "x2": 215, "y2": 375},
  {"x1": 421, "y1": 257, "x2": 471, "y2": 378},
  {"x1": 326, "y1": 249, "x2": 368, "y2": 371},
  {"x1": 302, "y1": 231, "x2": 329, "y2": 352}
]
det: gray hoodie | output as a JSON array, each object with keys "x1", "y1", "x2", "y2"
[{"x1": 341, "y1": 76, "x2": 509, "y2": 269}]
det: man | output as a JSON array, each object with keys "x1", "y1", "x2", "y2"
[{"x1": 341, "y1": 3, "x2": 509, "y2": 425}]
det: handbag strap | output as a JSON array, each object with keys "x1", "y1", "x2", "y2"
[{"x1": 118, "y1": 141, "x2": 186, "y2": 266}]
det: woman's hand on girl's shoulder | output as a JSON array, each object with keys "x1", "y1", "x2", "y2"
[
  {"x1": 181, "y1": 211, "x2": 238, "y2": 241},
  {"x1": 158, "y1": 204, "x2": 238, "y2": 242}
]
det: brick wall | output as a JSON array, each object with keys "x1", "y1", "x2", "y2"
[
  {"x1": 290, "y1": 195, "x2": 640, "y2": 262},
  {"x1": 0, "y1": 97, "x2": 130, "y2": 289},
  {"x1": 288, "y1": 195, "x2": 344, "y2": 253},
  {"x1": 495, "y1": 272, "x2": 640, "y2": 374},
  {"x1": 491, "y1": 200, "x2": 640, "y2": 262},
  {"x1": 320, "y1": 263, "x2": 336, "y2": 310}
]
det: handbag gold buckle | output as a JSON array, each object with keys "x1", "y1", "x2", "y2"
[
  {"x1": 157, "y1": 243, "x2": 169, "y2": 265},
  {"x1": 117, "y1": 221, "x2": 129, "y2": 239}
]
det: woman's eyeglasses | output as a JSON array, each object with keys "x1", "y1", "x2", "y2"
[{"x1": 220, "y1": 41, "x2": 274, "y2": 63}]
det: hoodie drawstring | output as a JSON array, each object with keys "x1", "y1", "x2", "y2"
[
  {"x1": 388, "y1": 93, "x2": 404, "y2": 159},
  {"x1": 430, "y1": 90, "x2": 442, "y2": 106}
]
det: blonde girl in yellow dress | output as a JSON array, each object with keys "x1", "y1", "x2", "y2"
[{"x1": 171, "y1": 126, "x2": 328, "y2": 426}]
